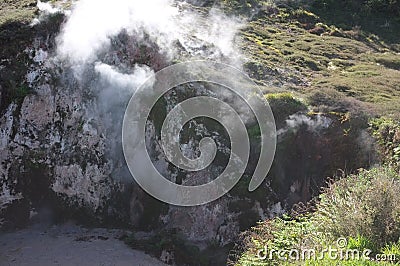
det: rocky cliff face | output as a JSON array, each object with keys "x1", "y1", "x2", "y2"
[
  {"x1": 0, "y1": 13, "x2": 123, "y2": 227},
  {"x1": 0, "y1": 1, "x2": 376, "y2": 263}
]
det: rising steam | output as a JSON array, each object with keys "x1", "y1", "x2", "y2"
[
  {"x1": 57, "y1": 0, "x2": 179, "y2": 64},
  {"x1": 94, "y1": 63, "x2": 154, "y2": 89},
  {"x1": 56, "y1": 0, "x2": 243, "y2": 68},
  {"x1": 277, "y1": 114, "x2": 332, "y2": 136},
  {"x1": 52, "y1": 0, "x2": 247, "y2": 186}
]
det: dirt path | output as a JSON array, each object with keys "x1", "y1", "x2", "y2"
[{"x1": 0, "y1": 224, "x2": 166, "y2": 266}]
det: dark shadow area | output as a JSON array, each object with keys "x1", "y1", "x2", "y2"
[
  {"x1": 0, "y1": 12, "x2": 65, "y2": 115},
  {"x1": 310, "y1": 0, "x2": 400, "y2": 46}
]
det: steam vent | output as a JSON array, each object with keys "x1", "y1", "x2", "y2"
[{"x1": 1, "y1": 0, "x2": 400, "y2": 265}]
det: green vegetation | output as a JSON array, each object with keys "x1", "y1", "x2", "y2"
[
  {"x1": 0, "y1": 0, "x2": 37, "y2": 26},
  {"x1": 265, "y1": 92, "x2": 308, "y2": 126},
  {"x1": 0, "y1": 0, "x2": 37, "y2": 113},
  {"x1": 1, "y1": 1, "x2": 399, "y2": 265},
  {"x1": 221, "y1": 0, "x2": 276, "y2": 16},
  {"x1": 0, "y1": 0, "x2": 64, "y2": 113},
  {"x1": 236, "y1": 166, "x2": 400, "y2": 265},
  {"x1": 222, "y1": 3, "x2": 400, "y2": 265},
  {"x1": 313, "y1": 167, "x2": 400, "y2": 245},
  {"x1": 238, "y1": 4, "x2": 400, "y2": 117},
  {"x1": 232, "y1": 2, "x2": 400, "y2": 253},
  {"x1": 370, "y1": 117, "x2": 400, "y2": 169}
]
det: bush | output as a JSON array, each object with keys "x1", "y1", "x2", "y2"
[
  {"x1": 312, "y1": 167, "x2": 400, "y2": 246},
  {"x1": 265, "y1": 92, "x2": 308, "y2": 127},
  {"x1": 369, "y1": 117, "x2": 400, "y2": 170},
  {"x1": 381, "y1": 240, "x2": 400, "y2": 262},
  {"x1": 234, "y1": 166, "x2": 400, "y2": 265}
]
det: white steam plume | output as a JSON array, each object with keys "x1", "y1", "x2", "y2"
[
  {"x1": 30, "y1": 0, "x2": 64, "y2": 26},
  {"x1": 37, "y1": 0, "x2": 61, "y2": 14},
  {"x1": 178, "y1": 6, "x2": 243, "y2": 60},
  {"x1": 277, "y1": 114, "x2": 332, "y2": 136},
  {"x1": 51, "y1": 0, "x2": 251, "y2": 188},
  {"x1": 57, "y1": 0, "x2": 179, "y2": 64},
  {"x1": 286, "y1": 114, "x2": 331, "y2": 131},
  {"x1": 56, "y1": 0, "x2": 243, "y2": 65},
  {"x1": 94, "y1": 63, "x2": 154, "y2": 89}
]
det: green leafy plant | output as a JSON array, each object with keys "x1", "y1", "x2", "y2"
[
  {"x1": 370, "y1": 117, "x2": 400, "y2": 169},
  {"x1": 235, "y1": 166, "x2": 400, "y2": 265},
  {"x1": 381, "y1": 240, "x2": 400, "y2": 263},
  {"x1": 265, "y1": 93, "x2": 308, "y2": 127},
  {"x1": 347, "y1": 235, "x2": 376, "y2": 252}
]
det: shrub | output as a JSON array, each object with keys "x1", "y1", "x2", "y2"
[
  {"x1": 265, "y1": 92, "x2": 308, "y2": 127},
  {"x1": 347, "y1": 235, "x2": 376, "y2": 252},
  {"x1": 234, "y1": 166, "x2": 400, "y2": 265},
  {"x1": 381, "y1": 240, "x2": 400, "y2": 262},
  {"x1": 313, "y1": 167, "x2": 400, "y2": 247},
  {"x1": 369, "y1": 117, "x2": 400, "y2": 169}
]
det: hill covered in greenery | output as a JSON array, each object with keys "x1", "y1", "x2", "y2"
[
  {"x1": 222, "y1": 0, "x2": 400, "y2": 265},
  {"x1": 0, "y1": 0, "x2": 399, "y2": 265}
]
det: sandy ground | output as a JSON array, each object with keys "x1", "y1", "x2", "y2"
[{"x1": 0, "y1": 224, "x2": 166, "y2": 266}]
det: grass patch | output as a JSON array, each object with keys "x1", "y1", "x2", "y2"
[
  {"x1": 0, "y1": 0, "x2": 38, "y2": 26},
  {"x1": 366, "y1": 53, "x2": 400, "y2": 71},
  {"x1": 240, "y1": 7, "x2": 400, "y2": 117}
]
